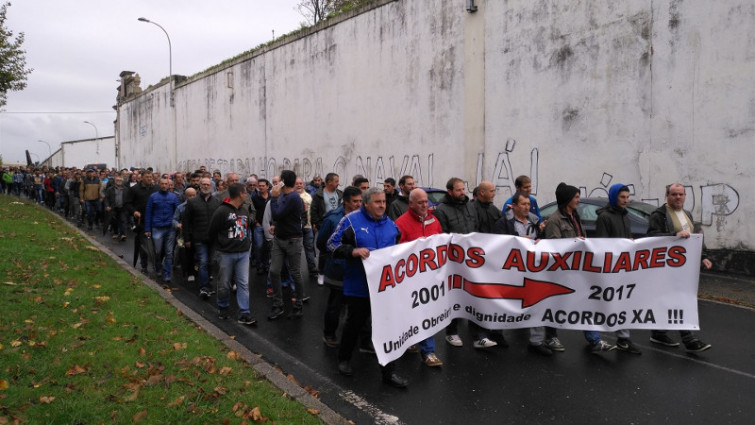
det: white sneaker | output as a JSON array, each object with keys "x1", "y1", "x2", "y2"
[
  {"x1": 445, "y1": 334, "x2": 463, "y2": 347},
  {"x1": 317, "y1": 274, "x2": 325, "y2": 286},
  {"x1": 473, "y1": 338, "x2": 498, "y2": 349}
]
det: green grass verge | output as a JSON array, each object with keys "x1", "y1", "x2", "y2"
[{"x1": 0, "y1": 195, "x2": 322, "y2": 424}]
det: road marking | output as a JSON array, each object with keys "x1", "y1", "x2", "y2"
[
  {"x1": 618, "y1": 341, "x2": 755, "y2": 380},
  {"x1": 340, "y1": 390, "x2": 405, "y2": 425}
]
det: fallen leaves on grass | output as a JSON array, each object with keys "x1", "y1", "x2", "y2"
[
  {"x1": 166, "y1": 395, "x2": 185, "y2": 407},
  {"x1": 133, "y1": 410, "x2": 147, "y2": 422},
  {"x1": 232, "y1": 404, "x2": 269, "y2": 422},
  {"x1": 65, "y1": 364, "x2": 87, "y2": 376},
  {"x1": 146, "y1": 374, "x2": 164, "y2": 386},
  {"x1": 39, "y1": 396, "x2": 55, "y2": 404}
]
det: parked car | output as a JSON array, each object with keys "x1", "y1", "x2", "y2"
[
  {"x1": 539, "y1": 197, "x2": 657, "y2": 238},
  {"x1": 421, "y1": 187, "x2": 446, "y2": 209}
]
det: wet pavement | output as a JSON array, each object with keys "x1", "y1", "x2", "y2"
[{"x1": 89, "y1": 228, "x2": 754, "y2": 425}]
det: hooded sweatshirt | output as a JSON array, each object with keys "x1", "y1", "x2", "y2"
[{"x1": 595, "y1": 183, "x2": 632, "y2": 238}]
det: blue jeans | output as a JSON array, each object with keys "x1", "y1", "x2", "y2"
[
  {"x1": 269, "y1": 237, "x2": 305, "y2": 308},
  {"x1": 253, "y1": 226, "x2": 269, "y2": 270},
  {"x1": 85, "y1": 200, "x2": 100, "y2": 226},
  {"x1": 151, "y1": 226, "x2": 175, "y2": 277},
  {"x1": 216, "y1": 250, "x2": 250, "y2": 316},
  {"x1": 194, "y1": 242, "x2": 214, "y2": 288},
  {"x1": 302, "y1": 228, "x2": 317, "y2": 274},
  {"x1": 418, "y1": 336, "x2": 436, "y2": 357},
  {"x1": 584, "y1": 331, "x2": 602, "y2": 345}
]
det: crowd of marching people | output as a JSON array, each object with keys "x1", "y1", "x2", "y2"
[{"x1": 0, "y1": 163, "x2": 713, "y2": 388}]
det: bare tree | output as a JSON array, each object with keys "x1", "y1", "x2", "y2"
[{"x1": 296, "y1": 0, "x2": 370, "y2": 25}]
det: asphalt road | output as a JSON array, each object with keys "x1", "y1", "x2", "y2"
[{"x1": 91, "y1": 228, "x2": 755, "y2": 425}]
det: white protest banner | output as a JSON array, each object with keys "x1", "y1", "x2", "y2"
[{"x1": 363, "y1": 233, "x2": 703, "y2": 365}]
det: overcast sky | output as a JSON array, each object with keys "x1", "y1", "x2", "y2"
[{"x1": 0, "y1": 0, "x2": 304, "y2": 164}]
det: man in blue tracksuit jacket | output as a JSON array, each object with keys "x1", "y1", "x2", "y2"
[{"x1": 327, "y1": 187, "x2": 408, "y2": 388}]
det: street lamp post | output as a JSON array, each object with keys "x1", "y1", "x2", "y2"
[
  {"x1": 83, "y1": 120, "x2": 100, "y2": 155},
  {"x1": 37, "y1": 139, "x2": 51, "y2": 157},
  {"x1": 138, "y1": 17, "x2": 174, "y2": 107},
  {"x1": 83, "y1": 120, "x2": 99, "y2": 139}
]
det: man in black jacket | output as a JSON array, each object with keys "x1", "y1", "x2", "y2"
[
  {"x1": 434, "y1": 177, "x2": 494, "y2": 349},
  {"x1": 208, "y1": 183, "x2": 255, "y2": 325},
  {"x1": 386, "y1": 175, "x2": 415, "y2": 220},
  {"x1": 184, "y1": 177, "x2": 222, "y2": 299},
  {"x1": 125, "y1": 172, "x2": 155, "y2": 273},
  {"x1": 595, "y1": 184, "x2": 642, "y2": 355},
  {"x1": 267, "y1": 170, "x2": 306, "y2": 321},
  {"x1": 494, "y1": 192, "x2": 548, "y2": 354},
  {"x1": 647, "y1": 183, "x2": 712, "y2": 352}
]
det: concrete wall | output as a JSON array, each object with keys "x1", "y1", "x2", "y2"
[
  {"x1": 117, "y1": 0, "x2": 754, "y2": 257},
  {"x1": 52, "y1": 137, "x2": 116, "y2": 169}
]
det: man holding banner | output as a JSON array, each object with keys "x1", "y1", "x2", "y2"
[
  {"x1": 647, "y1": 183, "x2": 712, "y2": 352},
  {"x1": 395, "y1": 188, "x2": 444, "y2": 367},
  {"x1": 328, "y1": 187, "x2": 408, "y2": 388},
  {"x1": 544, "y1": 182, "x2": 616, "y2": 354},
  {"x1": 595, "y1": 183, "x2": 642, "y2": 355},
  {"x1": 494, "y1": 191, "x2": 551, "y2": 355}
]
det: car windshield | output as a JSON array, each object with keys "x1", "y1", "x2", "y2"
[
  {"x1": 627, "y1": 201, "x2": 656, "y2": 218},
  {"x1": 426, "y1": 190, "x2": 445, "y2": 205}
]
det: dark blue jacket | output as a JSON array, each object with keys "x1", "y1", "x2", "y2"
[
  {"x1": 270, "y1": 190, "x2": 304, "y2": 240},
  {"x1": 145, "y1": 190, "x2": 180, "y2": 232},
  {"x1": 317, "y1": 205, "x2": 346, "y2": 287},
  {"x1": 327, "y1": 206, "x2": 400, "y2": 298}
]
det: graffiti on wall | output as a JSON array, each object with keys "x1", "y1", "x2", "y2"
[
  {"x1": 176, "y1": 154, "x2": 435, "y2": 187},
  {"x1": 175, "y1": 142, "x2": 739, "y2": 230}
]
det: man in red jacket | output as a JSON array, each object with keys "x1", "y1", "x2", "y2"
[{"x1": 394, "y1": 188, "x2": 444, "y2": 367}]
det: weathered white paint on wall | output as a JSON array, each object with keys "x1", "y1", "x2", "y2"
[
  {"x1": 50, "y1": 137, "x2": 115, "y2": 168},
  {"x1": 117, "y1": 0, "x2": 753, "y2": 251}
]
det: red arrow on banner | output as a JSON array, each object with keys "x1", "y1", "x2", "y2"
[{"x1": 447, "y1": 275, "x2": 575, "y2": 308}]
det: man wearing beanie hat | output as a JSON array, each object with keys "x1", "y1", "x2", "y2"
[
  {"x1": 595, "y1": 184, "x2": 641, "y2": 354},
  {"x1": 544, "y1": 182, "x2": 616, "y2": 354}
]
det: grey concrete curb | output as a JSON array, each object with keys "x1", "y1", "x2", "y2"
[{"x1": 57, "y1": 214, "x2": 352, "y2": 425}]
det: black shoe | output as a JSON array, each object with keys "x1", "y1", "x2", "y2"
[
  {"x1": 218, "y1": 308, "x2": 230, "y2": 320},
  {"x1": 267, "y1": 306, "x2": 285, "y2": 321},
  {"x1": 323, "y1": 335, "x2": 339, "y2": 348},
  {"x1": 338, "y1": 361, "x2": 353, "y2": 376},
  {"x1": 301, "y1": 294, "x2": 311, "y2": 303},
  {"x1": 616, "y1": 338, "x2": 642, "y2": 355},
  {"x1": 650, "y1": 334, "x2": 680, "y2": 347},
  {"x1": 528, "y1": 343, "x2": 553, "y2": 356},
  {"x1": 359, "y1": 344, "x2": 376, "y2": 354},
  {"x1": 238, "y1": 314, "x2": 257, "y2": 326},
  {"x1": 199, "y1": 287, "x2": 211, "y2": 300},
  {"x1": 684, "y1": 339, "x2": 711, "y2": 352},
  {"x1": 382, "y1": 372, "x2": 408, "y2": 388},
  {"x1": 288, "y1": 306, "x2": 303, "y2": 319}
]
